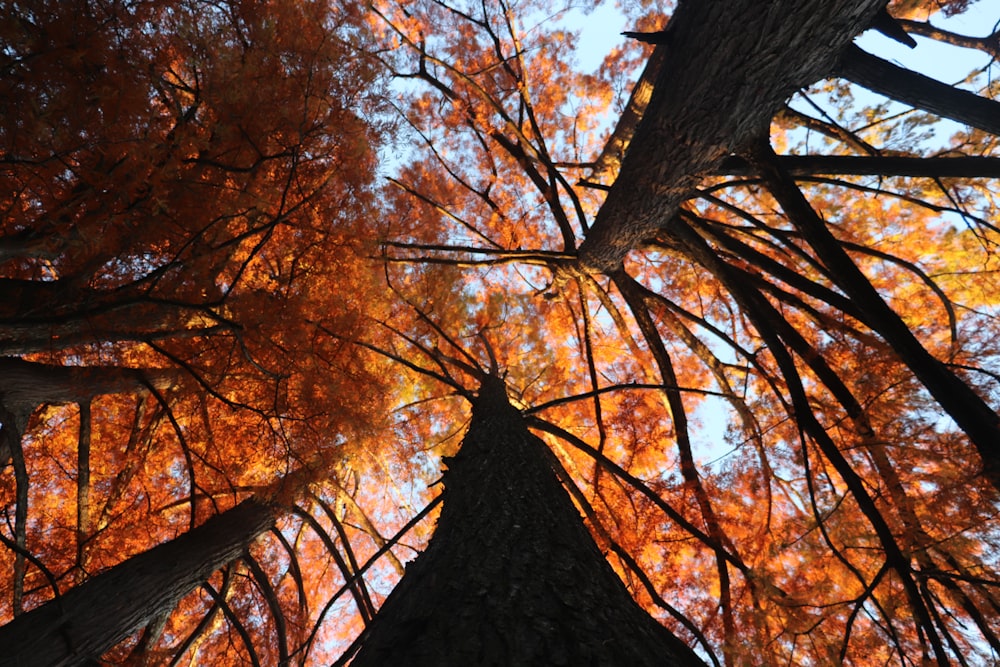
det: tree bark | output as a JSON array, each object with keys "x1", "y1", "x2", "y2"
[
  {"x1": 0, "y1": 499, "x2": 277, "y2": 667},
  {"x1": 0, "y1": 278, "x2": 225, "y2": 356},
  {"x1": 345, "y1": 376, "x2": 705, "y2": 667},
  {"x1": 0, "y1": 357, "x2": 179, "y2": 411},
  {"x1": 715, "y1": 154, "x2": 1000, "y2": 178},
  {"x1": 837, "y1": 45, "x2": 1000, "y2": 137},
  {"x1": 578, "y1": 0, "x2": 888, "y2": 273},
  {"x1": 0, "y1": 357, "x2": 181, "y2": 466}
]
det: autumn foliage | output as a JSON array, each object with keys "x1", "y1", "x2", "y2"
[
  {"x1": 3, "y1": 0, "x2": 1000, "y2": 664},
  {"x1": 1, "y1": 0, "x2": 391, "y2": 661}
]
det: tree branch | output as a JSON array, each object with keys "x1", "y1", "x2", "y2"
[{"x1": 836, "y1": 45, "x2": 1000, "y2": 137}]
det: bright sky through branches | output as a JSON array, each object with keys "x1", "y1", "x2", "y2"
[{"x1": 6, "y1": 0, "x2": 1000, "y2": 662}]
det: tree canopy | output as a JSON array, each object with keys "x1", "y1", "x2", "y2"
[{"x1": 2, "y1": 0, "x2": 1000, "y2": 665}]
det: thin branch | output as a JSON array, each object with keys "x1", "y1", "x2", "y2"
[
  {"x1": 323, "y1": 494, "x2": 444, "y2": 667},
  {"x1": 204, "y1": 576, "x2": 262, "y2": 667}
]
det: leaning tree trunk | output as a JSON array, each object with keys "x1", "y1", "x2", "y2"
[
  {"x1": 0, "y1": 498, "x2": 277, "y2": 667},
  {"x1": 0, "y1": 357, "x2": 179, "y2": 410},
  {"x1": 0, "y1": 357, "x2": 180, "y2": 465},
  {"x1": 577, "y1": 0, "x2": 887, "y2": 273},
  {"x1": 345, "y1": 376, "x2": 706, "y2": 666}
]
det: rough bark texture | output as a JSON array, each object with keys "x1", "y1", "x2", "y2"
[
  {"x1": 0, "y1": 357, "x2": 179, "y2": 411},
  {"x1": 577, "y1": 0, "x2": 888, "y2": 273},
  {"x1": 0, "y1": 499, "x2": 277, "y2": 667},
  {"x1": 347, "y1": 376, "x2": 705, "y2": 667}
]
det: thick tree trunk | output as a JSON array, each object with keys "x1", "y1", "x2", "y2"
[
  {"x1": 578, "y1": 0, "x2": 887, "y2": 273},
  {"x1": 345, "y1": 376, "x2": 705, "y2": 667},
  {"x1": 0, "y1": 357, "x2": 179, "y2": 410},
  {"x1": 0, "y1": 499, "x2": 277, "y2": 667}
]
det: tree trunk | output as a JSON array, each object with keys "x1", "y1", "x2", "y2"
[
  {"x1": 345, "y1": 376, "x2": 706, "y2": 667},
  {"x1": 0, "y1": 357, "x2": 180, "y2": 466},
  {"x1": 0, "y1": 499, "x2": 277, "y2": 667},
  {"x1": 714, "y1": 154, "x2": 1000, "y2": 178},
  {"x1": 0, "y1": 278, "x2": 226, "y2": 356},
  {"x1": 578, "y1": 0, "x2": 887, "y2": 273},
  {"x1": 0, "y1": 357, "x2": 179, "y2": 411}
]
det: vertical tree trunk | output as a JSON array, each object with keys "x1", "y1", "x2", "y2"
[
  {"x1": 346, "y1": 376, "x2": 706, "y2": 666},
  {"x1": 0, "y1": 499, "x2": 277, "y2": 667}
]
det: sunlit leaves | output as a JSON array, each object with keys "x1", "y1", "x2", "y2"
[
  {"x1": 367, "y1": 0, "x2": 1000, "y2": 664},
  {"x1": 5, "y1": 0, "x2": 1000, "y2": 664},
  {"x1": 0, "y1": 0, "x2": 402, "y2": 661}
]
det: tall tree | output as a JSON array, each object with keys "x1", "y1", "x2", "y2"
[
  {"x1": 0, "y1": 498, "x2": 277, "y2": 667},
  {"x1": 366, "y1": 0, "x2": 1000, "y2": 664},
  {"x1": 0, "y1": 0, "x2": 393, "y2": 662},
  {"x1": 345, "y1": 373, "x2": 706, "y2": 666},
  {"x1": 4, "y1": 0, "x2": 1000, "y2": 664}
]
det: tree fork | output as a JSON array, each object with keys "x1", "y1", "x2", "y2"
[
  {"x1": 578, "y1": 0, "x2": 888, "y2": 273},
  {"x1": 344, "y1": 375, "x2": 706, "y2": 666}
]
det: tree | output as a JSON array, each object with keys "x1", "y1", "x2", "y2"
[
  {"x1": 0, "y1": 0, "x2": 395, "y2": 662},
  {"x1": 0, "y1": 498, "x2": 277, "y2": 667},
  {"x1": 4, "y1": 0, "x2": 1000, "y2": 664},
  {"x1": 366, "y1": 0, "x2": 1000, "y2": 664},
  {"x1": 344, "y1": 373, "x2": 706, "y2": 666}
]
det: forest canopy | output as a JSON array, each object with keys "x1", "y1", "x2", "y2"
[{"x1": 2, "y1": 0, "x2": 1000, "y2": 665}]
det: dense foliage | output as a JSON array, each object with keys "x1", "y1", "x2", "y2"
[{"x1": 2, "y1": 0, "x2": 1000, "y2": 664}]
